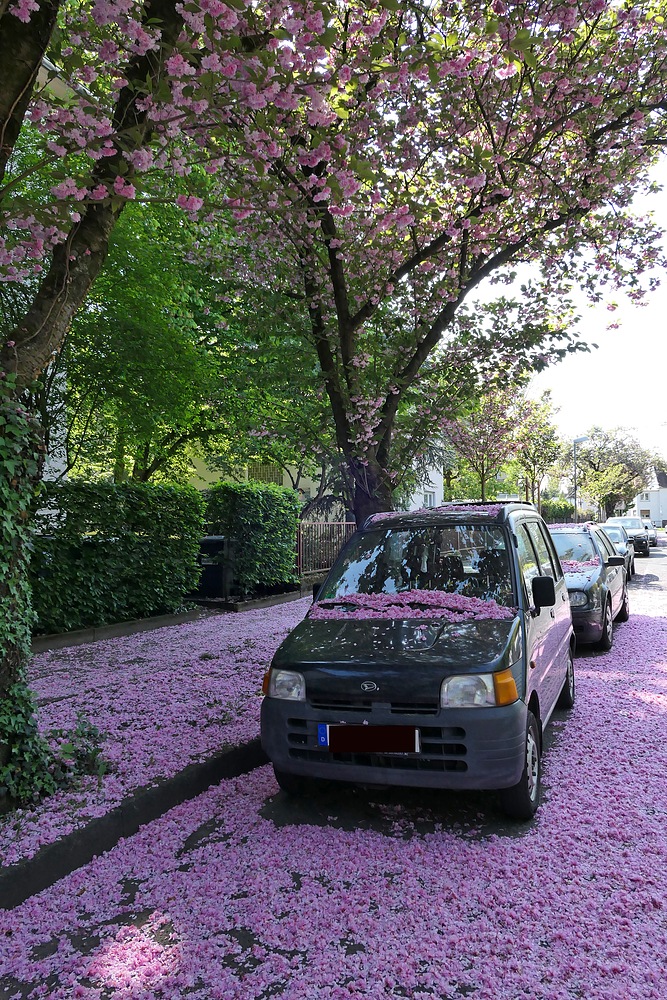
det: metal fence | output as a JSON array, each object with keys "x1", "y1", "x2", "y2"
[{"x1": 297, "y1": 521, "x2": 356, "y2": 575}]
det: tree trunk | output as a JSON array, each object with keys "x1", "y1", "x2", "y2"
[
  {"x1": 349, "y1": 457, "x2": 394, "y2": 527},
  {"x1": 0, "y1": 0, "x2": 185, "y2": 703},
  {"x1": 1, "y1": 0, "x2": 186, "y2": 388},
  {"x1": 0, "y1": 0, "x2": 61, "y2": 184}
]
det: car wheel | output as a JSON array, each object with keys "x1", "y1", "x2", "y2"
[
  {"x1": 556, "y1": 650, "x2": 575, "y2": 710},
  {"x1": 630, "y1": 559, "x2": 635, "y2": 577},
  {"x1": 643, "y1": 547, "x2": 650, "y2": 557},
  {"x1": 616, "y1": 585, "x2": 630, "y2": 623},
  {"x1": 498, "y1": 711, "x2": 541, "y2": 821},
  {"x1": 273, "y1": 766, "x2": 310, "y2": 796},
  {"x1": 595, "y1": 600, "x2": 613, "y2": 651}
]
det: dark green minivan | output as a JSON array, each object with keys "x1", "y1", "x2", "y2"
[{"x1": 261, "y1": 502, "x2": 575, "y2": 819}]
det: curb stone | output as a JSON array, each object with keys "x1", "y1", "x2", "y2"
[
  {"x1": 0, "y1": 740, "x2": 267, "y2": 910},
  {"x1": 31, "y1": 588, "x2": 311, "y2": 654},
  {"x1": 31, "y1": 607, "x2": 217, "y2": 654}
]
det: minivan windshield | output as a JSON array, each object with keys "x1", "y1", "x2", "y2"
[{"x1": 318, "y1": 524, "x2": 515, "y2": 607}]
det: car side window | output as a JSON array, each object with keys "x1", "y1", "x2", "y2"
[
  {"x1": 526, "y1": 521, "x2": 562, "y2": 580},
  {"x1": 516, "y1": 524, "x2": 541, "y2": 598},
  {"x1": 596, "y1": 530, "x2": 617, "y2": 562}
]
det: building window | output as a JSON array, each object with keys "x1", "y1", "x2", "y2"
[
  {"x1": 248, "y1": 462, "x2": 283, "y2": 484},
  {"x1": 641, "y1": 492, "x2": 649, "y2": 501},
  {"x1": 423, "y1": 491, "x2": 436, "y2": 508}
]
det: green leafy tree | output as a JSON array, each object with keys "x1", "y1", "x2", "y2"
[
  {"x1": 577, "y1": 428, "x2": 656, "y2": 518},
  {"x1": 513, "y1": 393, "x2": 562, "y2": 511}
]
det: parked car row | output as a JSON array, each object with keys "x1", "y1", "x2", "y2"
[
  {"x1": 260, "y1": 503, "x2": 640, "y2": 823},
  {"x1": 605, "y1": 515, "x2": 651, "y2": 556},
  {"x1": 549, "y1": 522, "x2": 628, "y2": 651}
]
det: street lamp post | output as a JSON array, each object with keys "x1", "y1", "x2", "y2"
[{"x1": 573, "y1": 435, "x2": 589, "y2": 523}]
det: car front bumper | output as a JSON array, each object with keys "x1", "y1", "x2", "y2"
[
  {"x1": 260, "y1": 697, "x2": 529, "y2": 791},
  {"x1": 571, "y1": 608, "x2": 604, "y2": 644}
]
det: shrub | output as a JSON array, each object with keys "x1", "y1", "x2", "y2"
[
  {"x1": 30, "y1": 481, "x2": 205, "y2": 634},
  {"x1": 206, "y1": 480, "x2": 300, "y2": 597},
  {"x1": 541, "y1": 497, "x2": 575, "y2": 524}
]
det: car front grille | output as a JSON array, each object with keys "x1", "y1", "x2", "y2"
[{"x1": 309, "y1": 696, "x2": 439, "y2": 716}]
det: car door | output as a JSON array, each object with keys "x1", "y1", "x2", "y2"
[
  {"x1": 515, "y1": 522, "x2": 553, "y2": 709},
  {"x1": 595, "y1": 528, "x2": 624, "y2": 616},
  {"x1": 526, "y1": 519, "x2": 572, "y2": 711}
]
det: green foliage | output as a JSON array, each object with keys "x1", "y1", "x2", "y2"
[
  {"x1": 577, "y1": 428, "x2": 656, "y2": 518},
  {"x1": 0, "y1": 376, "x2": 42, "y2": 686},
  {"x1": 541, "y1": 496, "x2": 575, "y2": 524},
  {"x1": 50, "y1": 711, "x2": 108, "y2": 787},
  {"x1": 0, "y1": 684, "x2": 107, "y2": 809},
  {"x1": 206, "y1": 480, "x2": 300, "y2": 597},
  {"x1": 0, "y1": 682, "x2": 56, "y2": 807},
  {"x1": 30, "y1": 481, "x2": 206, "y2": 634}
]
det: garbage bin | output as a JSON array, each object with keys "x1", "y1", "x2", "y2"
[{"x1": 194, "y1": 536, "x2": 236, "y2": 599}]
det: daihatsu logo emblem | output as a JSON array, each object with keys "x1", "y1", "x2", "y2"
[{"x1": 361, "y1": 681, "x2": 378, "y2": 692}]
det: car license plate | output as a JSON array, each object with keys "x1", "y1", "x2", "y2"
[{"x1": 317, "y1": 724, "x2": 420, "y2": 753}]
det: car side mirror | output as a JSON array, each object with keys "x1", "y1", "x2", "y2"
[
  {"x1": 532, "y1": 575, "x2": 556, "y2": 609},
  {"x1": 607, "y1": 555, "x2": 625, "y2": 567}
]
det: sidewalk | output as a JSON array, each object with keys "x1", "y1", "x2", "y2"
[{"x1": 1, "y1": 596, "x2": 311, "y2": 908}]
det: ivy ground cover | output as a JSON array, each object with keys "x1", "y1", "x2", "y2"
[
  {"x1": 0, "y1": 599, "x2": 311, "y2": 868},
  {"x1": 1, "y1": 581, "x2": 666, "y2": 997}
]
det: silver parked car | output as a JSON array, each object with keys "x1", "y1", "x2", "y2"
[{"x1": 642, "y1": 520, "x2": 658, "y2": 547}]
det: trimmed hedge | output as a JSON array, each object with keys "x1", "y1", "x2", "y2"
[
  {"x1": 206, "y1": 480, "x2": 300, "y2": 598},
  {"x1": 31, "y1": 481, "x2": 206, "y2": 634}
]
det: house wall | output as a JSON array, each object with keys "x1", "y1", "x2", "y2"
[{"x1": 633, "y1": 488, "x2": 667, "y2": 526}]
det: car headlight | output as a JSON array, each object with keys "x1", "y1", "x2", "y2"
[
  {"x1": 440, "y1": 669, "x2": 518, "y2": 708},
  {"x1": 569, "y1": 591, "x2": 588, "y2": 608},
  {"x1": 266, "y1": 669, "x2": 306, "y2": 701}
]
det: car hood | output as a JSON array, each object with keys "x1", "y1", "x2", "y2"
[
  {"x1": 563, "y1": 568, "x2": 601, "y2": 588},
  {"x1": 272, "y1": 615, "x2": 522, "y2": 702}
]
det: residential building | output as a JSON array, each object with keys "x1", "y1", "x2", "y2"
[{"x1": 633, "y1": 470, "x2": 667, "y2": 526}]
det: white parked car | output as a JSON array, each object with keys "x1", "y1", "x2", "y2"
[{"x1": 643, "y1": 521, "x2": 658, "y2": 547}]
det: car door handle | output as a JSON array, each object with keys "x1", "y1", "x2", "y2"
[{"x1": 550, "y1": 609, "x2": 555, "y2": 618}]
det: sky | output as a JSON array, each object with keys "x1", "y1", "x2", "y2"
[
  {"x1": 527, "y1": 168, "x2": 667, "y2": 459},
  {"x1": 528, "y1": 284, "x2": 667, "y2": 457}
]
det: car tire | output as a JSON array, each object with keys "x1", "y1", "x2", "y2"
[
  {"x1": 273, "y1": 766, "x2": 310, "y2": 796},
  {"x1": 616, "y1": 585, "x2": 630, "y2": 623},
  {"x1": 630, "y1": 559, "x2": 635, "y2": 577},
  {"x1": 595, "y1": 600, "x2": 613, "y2": 651},
  {"x1": 556, "y1": 650, "x2": 575, "y2": 710},
  {"x1": 498, "y1": 711, "x2": 541, "y2": 821}
]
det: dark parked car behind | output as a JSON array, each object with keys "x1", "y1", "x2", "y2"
[
  {"x1": 262, "y1": 502, "x2": 575, "y2": 821},
  {"x1": 605, "y1": 516, "x2": 650, "y2": 557},
  {"x1": 550, "y1": 523, "x2": 628, "y2": 650},
  {"x1": 601, "y1": 523, "x2": 635, "y2": 580}
]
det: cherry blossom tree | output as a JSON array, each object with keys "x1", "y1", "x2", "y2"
[
  {"x1": 444, "y1": 388, "x2": 525, "y2": 501},
  {"x1": 3, "y1": 0, "x2": 667, "y2": 752}
]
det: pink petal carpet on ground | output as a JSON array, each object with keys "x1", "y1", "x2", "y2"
[
  {"x1": 0, "y1": 599, "x2": 312, "y2": 867},
  {"x1": 0, "y1": 581, "x2": 666, "y2": 998}
]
